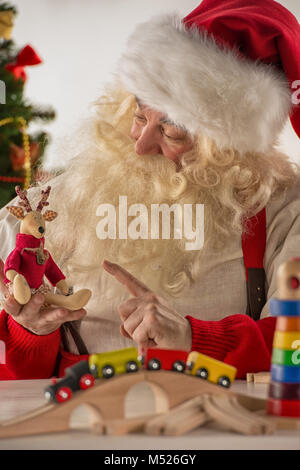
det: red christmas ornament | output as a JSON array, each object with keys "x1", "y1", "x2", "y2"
[{"x1": 5, "y1": 44, "x2": 42, "y2": 82}]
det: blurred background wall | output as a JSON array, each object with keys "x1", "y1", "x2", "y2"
[{"x1": 11, "y1": 0, "x2": 300, "y2": 169}]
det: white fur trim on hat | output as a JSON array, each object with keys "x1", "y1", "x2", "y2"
[{"x1": 118, "y1": 13, "x2": 292, "y2": 153}]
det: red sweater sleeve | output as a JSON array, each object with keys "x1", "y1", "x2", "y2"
[
  {"x1": 186, "y1": 314, "x2": 276, "y2": 379},
  {"x1": 0, "y1": 309, "x2": 88, "y2": 380},
  {"x1": 0, "y1": 309, "x2": 61, "y2": 380}
]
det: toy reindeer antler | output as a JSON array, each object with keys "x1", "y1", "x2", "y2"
[
  {"x1": 15, "y1": 185, "x2": 32, "y2": 213},
  {"x1": 36, "y1": 186, "x2": 51, "y2": 212}
]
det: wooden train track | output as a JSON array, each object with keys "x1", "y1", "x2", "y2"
[{"x1": 0, "y1": 371, "x2": 299, "y2": 439}]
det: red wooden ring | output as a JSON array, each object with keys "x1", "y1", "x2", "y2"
[{"x1": 267, "y1": 398, "x2": 300, "y2": 418}]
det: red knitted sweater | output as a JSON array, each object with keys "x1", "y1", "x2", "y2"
[
  {"x1": 0, "y1": 309, "x2": 276, "y2": 380},
  {"x1": 4, "y1": 233, "x2": 65, "y2": 289}
]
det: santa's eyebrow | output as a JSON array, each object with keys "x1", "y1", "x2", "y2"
[
  {"x1": 134, "y1": 95, "x2": 144, "y2": 107},
  {"x1": 159, "y1": 117, "x2": 177, "y2": 126},
  {"x1": 159, "y1": 117, "x2": 188, "y2": 133},
  {"x1": 134, "y1": 95, "x2": 187, "y2": 132}
]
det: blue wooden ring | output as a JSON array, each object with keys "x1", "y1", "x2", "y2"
[
  {"x1": 270, "y1": 298, "x2": 300, "y2": 317},
  {"x1": 271, "y1": 364, "x2": 300, "y2": 383}
]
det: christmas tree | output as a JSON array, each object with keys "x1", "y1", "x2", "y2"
[{"x1": 0, "y1": 2, "x2": 55, "y2": 207}]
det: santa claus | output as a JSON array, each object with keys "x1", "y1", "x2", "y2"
[{"x1": 0, "y1": 0, "x2": 299, "y2": 380}]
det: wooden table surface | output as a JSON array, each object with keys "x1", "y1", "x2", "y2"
[{"x1": 0, "y1": 378, "x2": 299, "y2": 450}]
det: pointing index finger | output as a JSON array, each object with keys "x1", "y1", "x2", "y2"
[{"x1": 102, "y1": 260, "x2": 150, "y2": 297}]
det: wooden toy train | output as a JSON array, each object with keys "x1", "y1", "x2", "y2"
[{"x1": 45, "y1": 347, "x2": 237, "y2": 403}]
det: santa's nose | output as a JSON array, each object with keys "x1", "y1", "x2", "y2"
[{"x1": 135, "y1": 129, "x2": 161, "y2": 155}]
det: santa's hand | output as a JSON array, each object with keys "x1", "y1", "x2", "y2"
[
  {"x1": 0, "y1": 258, "x2": 86, "y2": 335},
  {"x1": 102, "y1": 259, "x2": 192, "y2": 351}
]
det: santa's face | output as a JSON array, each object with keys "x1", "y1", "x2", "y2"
[{"x1": 130, "y1": 101, "x2": 194, "y2": 167}]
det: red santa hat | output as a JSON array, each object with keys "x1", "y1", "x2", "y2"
[{"x1": 118, "y1": 0, "x2": 300, "y2": 154}]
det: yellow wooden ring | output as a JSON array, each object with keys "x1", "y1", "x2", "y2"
[{"x1": 273, "y1": 331, "x2": 300, "y2": 350}]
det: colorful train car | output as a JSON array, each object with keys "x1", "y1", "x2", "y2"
[
  {"x1": 143, "y1": 348, "x2": 188, "y2": 372},
  {"x1": 44, "y1": 360, "x2": 94, "y2": 403},
  {"x1": 186, "y1": 351, "x2": 237, "y2": 388},
  {"x1": 89, "y1": 347, "x2": 142, "y2": 378}
]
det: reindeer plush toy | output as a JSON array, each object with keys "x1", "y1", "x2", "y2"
[{"x1": 4, "y1": 185, "x2": 91, "y2": 310}]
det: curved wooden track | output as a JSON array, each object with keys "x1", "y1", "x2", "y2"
[{"x1": 0, "y1": 371, "x2": 298, "y2": 438}]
